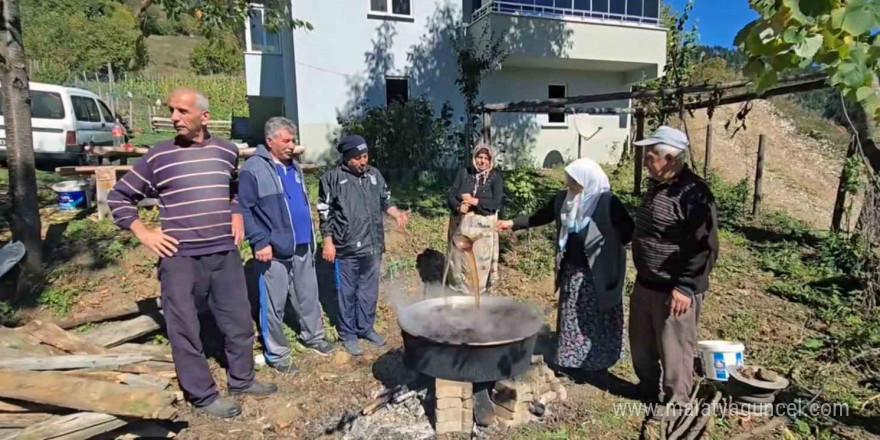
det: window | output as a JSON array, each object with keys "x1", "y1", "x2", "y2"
[
  {"x1": 72, "y1": 96, "x2": 102, "y2": 122},
  {"x1": 386, "y1": 77, "x2": 409, "y2": 105},
  {"x1": 247, "y1": 8, "x2": 280, "y2": 53},
  {"x1": 97, "y1": 100, "x2": 116, "y2": 123},
  {"x1": 548, "y1": 85, "x2": 566, "y2": 124},
  {"x1": 370, "y1": 0, "x2": 412, "y2": 17},
  {"x1": 0, "y1": 91, "x2": 65, "y2": 119}
]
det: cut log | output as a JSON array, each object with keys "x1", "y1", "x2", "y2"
[
  {"x1": 54, "y1": 298, "x2": 161, "y2": 330},
  {"x1": 0, "y1": 413, "x2": 53, "y2": 428},
  {"x1": 0, "y1": 371, "x2": 177, "y2": 419},
  {"x1": 110, "y1": 344, "x2": 173, "y2": 362},
  {"x1": 17, "y1": 321, "x2": 108, "y2": 354},
  {"x1": 83, "y1": 313, "x2": 164, "y2": 348},
  {"x1": 117, "y1": 362, "x2": 176, "y2": 379},
  {"x1": 0, "y1": 412, "x2": 128, "y2": 440},
  {"x1": 0, "y1": 354, "x2": 150, "y2": 371},
  {"x1": 0, "y1": 399, "x2": 57, "y2": 413},
  {"x1": 0, "y1": 429, "x2": 19, "y2": 438},
  {"x1": 0, "y1": 328, "x2": 60, "y2": 357}
]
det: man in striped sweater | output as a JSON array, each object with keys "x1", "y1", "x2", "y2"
[
  {"x1": 109, "y1": 88, "x2": 276, "y2": 419},
  {"x1": 630, "y1": 126, "x2": 719, "y2": 416}
]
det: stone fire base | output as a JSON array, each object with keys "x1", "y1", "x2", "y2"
[
  {"x1": 434, "y1": 379, "x2": 474, "y2": 435},
  {"x1": 492, "y1": 355, "x2": 567, "y2": 428}
]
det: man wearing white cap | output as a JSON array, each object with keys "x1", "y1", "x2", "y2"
[{"x1": 629, "y1": 126, "x2": 719, "y2": 415}]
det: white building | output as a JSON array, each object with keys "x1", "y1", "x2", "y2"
[{"x1": 244, "y1": 0, "x2": 666, "y2": 167}]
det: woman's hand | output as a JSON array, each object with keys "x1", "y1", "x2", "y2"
[
  {"x1": 459, "y1": 203, "x2": 470, "y2": 214},
  {"x1": 462, "y1": 194, "x2": 479, "y2": 207},
  {"x1": 496, "y1": 220, "x2": 514, "y2": 231}
]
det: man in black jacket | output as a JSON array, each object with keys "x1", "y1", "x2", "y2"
[
  {"x1": 630, "y1": 126, "x2": 719, "y2": 416},
  {"x1": 317, "y1": 135, "x2": 408, "y2": 356}
]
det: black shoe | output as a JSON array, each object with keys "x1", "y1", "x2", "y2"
[
  {"x1": 197, "y1": 398, "x2": 242, "y2": 419},
  {"x1": 343, "y1": 339, "x2": 364, "y2": 356},
  {"x1": 361, "y1": 331, "x2": 387, "y2": 347},
  {"x1": 307, "y1": 340, "x2": 335, "y2": 356},
  {"x1": 229, "y1": 381, "x2": 279, "y2": 397},
  {"x1": 270, "y1": 361, "x2": 299, "y2": 376}
]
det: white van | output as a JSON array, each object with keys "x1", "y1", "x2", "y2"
[{"x1": 0, "y1": 82, "x2": 119, "y2": 163}]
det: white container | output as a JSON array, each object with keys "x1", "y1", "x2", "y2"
[
  {"x1": 698, "y1": 340, "x2": 744, "y2": 382},
  {"x1": 50, "y1": 180, "x2": 87, "y2": 211}
]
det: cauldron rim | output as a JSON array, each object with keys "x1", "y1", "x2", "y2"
[{"x1": 397, "y1": 295, "x2": 543, "y2": 347}]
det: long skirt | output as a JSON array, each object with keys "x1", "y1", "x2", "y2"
[
  {"x1": 446, "y1": 213, "x2": 499, "y2": 296},
  {"x1": 555, "y1": 263, "x2": 623, "y2": 371}
]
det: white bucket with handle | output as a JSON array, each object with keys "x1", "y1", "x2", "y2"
[{"x1": 698, "y1": 340, "x2": 744, "y2": 381}]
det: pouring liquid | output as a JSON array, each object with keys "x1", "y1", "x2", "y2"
[{"x1": 453, "y1": 234, "x2": 481, "y2": 309}]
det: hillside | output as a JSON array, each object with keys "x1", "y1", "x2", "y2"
[{"x1": 143, "y1": 35, "x2": 207, "y2": 77}]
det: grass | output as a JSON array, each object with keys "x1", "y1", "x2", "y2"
[
  {"x1": 769, "y1": 96, "x2": 851, "y2": 149},
  {"x1": 143, "y1": 35, "x2": 207, "y2": 77}
]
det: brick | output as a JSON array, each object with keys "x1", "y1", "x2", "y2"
[
  {"x1": 435, "y1": 407, "x2": 464, "y2": 425},
  {"x1": 435, "y1": 379, "x2": 472, "y2": 399},
  {"x1": 462, "y1": 397, "x2": 474, "y2": 410},
  {"x1": 531, "y1": 354, "x2": 545, "y2": 365},
  {"x1": 436, "y1": 397, "x2": 463, "y2": 410},
  {"x1": 494, "y1": 403, "x2": 516, "y2": 420},
  {"x1": 492, "y1": 391, "x2": 533, "y2": 412},
  {"x1": 462, "y1": 409, "x2": 474, "y2": 429},
  {"x1": 436, "y1": 421, "x2": 465, "y2": 435},
  {"x1": 495, "y1": 378, "x2": 532, "y2": 398}
]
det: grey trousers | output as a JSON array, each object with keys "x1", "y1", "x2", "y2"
[
  {"x1": 629, "y1": 281, "x2": 703, "y2": 404},
  {"x1": 255, "y1": 250, "x2": 325, "y2": 365}
]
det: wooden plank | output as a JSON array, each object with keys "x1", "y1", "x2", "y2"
[
  {"x1": 0, "y1": 371, "x2": 177, "y2": 419},
  {"x1": 0, "y1": 399, "x2": 57, "y2": 414},
  {"x1": 63, "y1": 371, "x2": 170, "y2": 391},
  {"x1": 117, "y1": 362, "x2": 176, "y2": 380},
  {"x1": 54, "y1": 166, "x2": 133, "y2": 175},
  {"x1": 84, "y1": 313, "x2": 164, "y2": 348},
  {"x1": 17, "y1": 321, "x2": 108, "y2": 355},
  {"x1": 54, "y1": 298, "x2": 161, "y2": 330},
  {"x1": 0, "y1": 354, "x2": 150, "y2": 371},
  {"x1": 109, "y1": 344, "x2": 172, "y2": 362},
  {"x1": 0, "y1": 413, "x2": 53, "y2": 428},
  {"x1": 0, "y1": 429, "x2": 19, "y2": 438},
  {"x1": 0, "y1": 412, "x2": 128, "y2": 440},
  {"x1": 752, "y1": 134, "x2": 766, "y2": 216},
  {"x1": 0, "y1": 328, "x2": 60, "y2": 358}
]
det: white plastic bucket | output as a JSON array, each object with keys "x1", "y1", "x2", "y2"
[
  {"x1": 698, "y1": 340, "x2": 744, "y2": 381},
  {"x1": 51, "y1": 180, "x2": 87, "y2": 211}
]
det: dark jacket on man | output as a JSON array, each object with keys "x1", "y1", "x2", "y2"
[
  {"x1": 632, "y1": 168, "x2": 719, "y2": 298},
  {"x1": 317, "y1": 163, "x2": 392, "y2": 258},
  {"x1": 238, "y1": 144, "x2": 315, "y2": 260},
  {"x1": 447, "y1": 167, "x2": 503, "y2": 216}
]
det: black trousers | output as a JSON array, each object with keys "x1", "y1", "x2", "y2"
[{"x1": 158, "y1": 250, "x2": 255, "y2": 406}]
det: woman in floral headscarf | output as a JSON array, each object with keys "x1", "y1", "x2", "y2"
[
  {"x1": 444, "y1": 142, "x2": 503, "y2": 296},
  {"x1": 497, "y1": 158, "x2": 633, "y2": 377}
]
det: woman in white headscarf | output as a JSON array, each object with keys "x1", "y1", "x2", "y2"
[{"x1": 497, "y1": 158, "x2": 633, "y2": 376}]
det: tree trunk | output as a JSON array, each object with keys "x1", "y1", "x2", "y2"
[
  {"x1": 853, "y1": 103, "x2": 880, "y2": 310},
  {"x1": 0, "y1": 0, "x2": 43, "y2": 300}
]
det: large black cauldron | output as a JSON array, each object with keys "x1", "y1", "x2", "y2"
[{"x1": 398, "y1": 296, "x2": 542, "y2": 383}]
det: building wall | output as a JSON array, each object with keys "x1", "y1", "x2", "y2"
[
  {"x1": 481, "y1": 67, "x2": 632, "y2": 167},
  {"x1": 289, "y1": 0, "x2": 465, "y2": 164}
]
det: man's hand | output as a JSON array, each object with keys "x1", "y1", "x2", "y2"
[
  {"x1": 254, "y1": 245, "x2": 273, "y2": 262},
  {"x1": 232, "y1": 213, "x2": 245, "y2": 246},
  {"x1": 462, "y1": 194, "x2": 479, "y2": 207},
  {"x1": 386, "y1": 207, "x2": 409, "y2": 228},
  {"x1": 459, "y1": 203, "x2": 470, "y2": 214},
  {"x1": 131, "y1": 221, "x2": 179, "y2": 258},
  {"x1": 322, "y1": 237, "x2": 336, "y2": 263},
  {"x1": 668, "y1": 289, "x2": 692, "y2": 318},
  {"x1": 496, "y1": 220, "x2": 514, "y2": 231}
]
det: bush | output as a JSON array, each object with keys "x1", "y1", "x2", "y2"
[
  {"x1": 706, "y1": 173, "x2": 750, "y2": 228},
  {"x1": 338, "y1": 99, "x2": 460, "y2": 171},
  {"x1": 190, "y1": 32, "x2": 244, "y2": 75}
]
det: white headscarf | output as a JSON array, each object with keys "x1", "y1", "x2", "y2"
[{"x1": 558, "y1": 158, "x2": 611, "y2": 250}]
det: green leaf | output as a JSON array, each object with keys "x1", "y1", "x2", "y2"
[
  {"x1": 794, "y1": 419, "x2": 811, "y2": 434},
  {"x1": 794, "y1": 34, "x2": 824, "y2": 58},
  {"x1": 734, "y1": 20, "x2": 758, "y2": 46},
  {"x1": 783, "y1": 27, "x2": 803, "y2": 44},
  {"x1": 757, "y1": 70, "x2": 779, "y2": 91},
  {"x1": 857, "y1": 86, "x2": 875, "y2": 101},
  {"x1": 803, "y1": 338, "x2": 824, "y2": 350},
  {"x1": 799, "y1": 0, "x2": 834, "y2": 16},
  {"x1": 743, "y1": 59, "x2": 766, "y2": 78},
  {"x1": 831, "y1": 7, "x2": 846, "y2": 29},
  {"x1": 842, "y1": 1, "x2": 878, "y2": 36}
]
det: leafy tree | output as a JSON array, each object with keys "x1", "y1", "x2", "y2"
[{"x1": 690, "y1": 57, "x2": 739, "y2": 84}]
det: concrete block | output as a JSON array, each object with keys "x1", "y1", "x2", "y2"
[
  {"x1": 436, "y1": 379, "x2": 472, "y2": 399},
  {"x1": 435, "y1": 407, "x2": 464, "y2": 425},
  {"x1": 531, "y1": 354, "x2": 544, "y2": 365},
  {"x1": 435, "y1": 420, "x2": 464, "y2": 435},
  {"x1": 463, "y1": 397, "x2": 474, "y2": 410}
]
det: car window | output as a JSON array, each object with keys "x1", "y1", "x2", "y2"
[
  {"x1": 0, "y1": 90, "x2": 65, "y2": 119},
  {"x1": 97, "y1": 100, "x2": 115, "y2": 123},
  {"x1": 72, "y1": 96, "x2": 101, "y2": 122}
]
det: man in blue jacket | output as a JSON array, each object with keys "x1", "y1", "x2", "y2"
[{"x1": 239, "y1": 117, "x2": 334, "y2": 375}]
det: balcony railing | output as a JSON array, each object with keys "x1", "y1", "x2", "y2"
[{"x1": 472, "y1": 0, "x2": 661, "y2": 27}]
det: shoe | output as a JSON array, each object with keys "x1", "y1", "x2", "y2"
[
  {"x1": 197, "y1": 398, "x2": 242, "y2": 419},
  {"x1": 229, "y1": 381, "x2": 279, "y2": 397},
  {"x1": 361, "y1": 331, "x2": 387, "y2": 347},
  {"x1": 307, "y1": 339, "x2": 334, "y2": 356},
  {"x1": 343, "y1": 339, "x2": 364, "y2": 356},
  {"x1": 269, "y1": 360, "x2": 299, "y2": 376}
]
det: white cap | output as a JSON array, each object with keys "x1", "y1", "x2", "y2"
[{"x1": 633, "y1": 125, "x2": 689, "y2": 150}]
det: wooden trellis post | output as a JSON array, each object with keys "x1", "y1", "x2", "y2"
[
  {"x1": 831, "y1": 138, "x2": 857, "y2": 232},
  {"x1": 482, "y1": 112, "x2": 491, "y2": 145},
  {"x1": 704, "y1": 123, "x2": 713, "y2": 177},
  {"x1": 752, "y1": 134, "x2": 766, "y2": 217},
  {"x1": 633, "y1": 109, "x2": 646, "y2": 196}
]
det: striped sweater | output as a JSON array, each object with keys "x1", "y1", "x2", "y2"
[
  {"x1": 632, "y1": 168, "x2": 719, "y2": 297},
  {"x1": 109, "y1": 136, "x2": 241, "y2": 257}
]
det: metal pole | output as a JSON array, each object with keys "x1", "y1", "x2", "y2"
[
  {"x1": 633, "y1": 109, "x2": 645, "y2": 195},
  {"x1": 752, "y1": 134, "x2": 766, "y2": 217},
  {"x1": 704, "y1": 123, "x2": 713, "y2": 177}
]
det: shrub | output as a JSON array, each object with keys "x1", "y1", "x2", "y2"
[
  {"x1": 337, "y1": 99, "x2": 460, "y2": 171},
  {"x1": 706, "y1": 173, "x2": 750, "y2": 228},
  {"x1": 190, "y1": 32, "x2": 244, "y2": 75}
]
